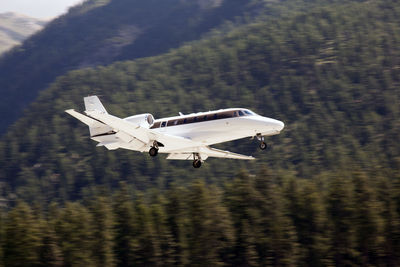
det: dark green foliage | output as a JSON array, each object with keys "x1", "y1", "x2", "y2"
[
  {"x1": 376, "y1": 177, "x2": 400, "y2": 266},
  {"x1": 0, "y1": 172, "x2": 399, "y2": 265},
  {"x1": 113, "y1": 183, "x2": 136, "y2": 266},
  {"x1": 89, "y1": 196, "x2": 115, "y2": 267},
  {"x1": 326, "y1": 176, "x2": 357, "y2": 265},
  {"x1": 54, "y1": 202, "x2": 94, "y2": 266},
  {"x1": 186, "y1": 182, "x2": 233, "y2": 266},
  {"x1": 1, "y1": 0, "x2": 400, "y2": 204},
  {"x1": 3, "y1": 202, "x2": 42, "y2": 266}
]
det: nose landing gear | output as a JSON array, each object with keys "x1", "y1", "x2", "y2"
[
  {"x1": 256, "y1": 134, "x2": 268, "y2": 150},
  {"x1": 259, "y1": 141, "x2": 267, "y2": 150}
]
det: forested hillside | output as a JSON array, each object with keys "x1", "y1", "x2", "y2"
[
  {"x1": 0, "y1": 0, "x2": 272, "y2": 134},
  {"x1": 0, "y1": 0, "x2": 399, "y2": 204},
  {"x1": 0, "y1": 0, "x2": 373, "y2": 134},
  {"x1": 1, "y1": 172, "x2": 399, "y2": 266}
]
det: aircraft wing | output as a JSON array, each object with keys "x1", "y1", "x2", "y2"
[
  {"x1": 84, "y1": 110, "x2": 202, "y2": 150},
  {"x1": 167, "y1": 146, "x2": 255, "y2": 161}
]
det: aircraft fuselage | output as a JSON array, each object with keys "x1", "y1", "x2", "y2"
[{"x1": 151, "y1": 108, "x2": 284, "y2": 149}]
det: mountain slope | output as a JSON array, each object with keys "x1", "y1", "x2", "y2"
[
  {"x1": 0, "y1": 0, "x2": 399, "y2": 203},
  {"x1": 0, "y1": 12, "x2": 46, "y2": 54},
  {"x1": 0, "y1": 0, "x2": 366, "y2": 134},
  {"x1": 0, "y1": 0, "x2": 271, "y2": 134}
]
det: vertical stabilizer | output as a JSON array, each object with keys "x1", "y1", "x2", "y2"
[{"x1": 84, "y1": 96, "x2": 108, "y2": 114}]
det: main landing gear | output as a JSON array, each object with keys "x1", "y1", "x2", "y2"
[
  {"x1": 192, "y1": 153, "x2": 202, "y2": 168},
  {"x1": 149, "y1": 141, "x2": 159, "y2": 157},
  {"x1": 256, "y1": 134, "x2": 268, "y2": 150}
]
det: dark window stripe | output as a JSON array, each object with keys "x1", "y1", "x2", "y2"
[{"x1": 150, "y1": 110, "x2": 251, "y2": 129}]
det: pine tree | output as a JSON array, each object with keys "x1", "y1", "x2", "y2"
[
  {"x1": 149, "y1": 193, "x2": 175, "y2": 266},
  {"x1": 165, "y1": 185, "x2": 189, "y2": 266},
  {"x1": 352, "y1": 172, "x2": 381, "y2": 266},
  {"x1": 253, "y1": 169, "x2": 299, "y2": 266},
  {"x1": 113, "y1": 182, "x2": 136, "y2": 267},
  {"x1": 299, "y1": 181, "x2": 331, "y2": 266},
  {"x1": 38, "y1": 221, "x2": 63, "y2": 267},
  {"x1": 326, "y1": 175, "x2": 357, "y2": 266},
  {"x1": 131, "y1": 194, "x2": 157, "y2": 266},
  {"x1": 0, "y1": 212, "x2": 4, "y2": 267},
  {"x1": 54, "y1": 202, "x2": 94, "y2": 266},
  {"x1": 186, "y1": 182, "x2": 234, "y2": 266},
  {"x1": 376, "y1": 177, "x2": 400, "y2": 266},
  {"x1": 3, "y1": 201, "x2": 42, "y2": 266},
  {"x1": 89, "y1": 196, "x2": 115, "y2": 267},
  {"x1": 225, "y1": 172, "x2": 259, "y2": 266}
]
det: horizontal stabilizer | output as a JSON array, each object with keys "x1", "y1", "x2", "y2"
[
  {"x1": 66, "y1": 109, "x2": 100, "y2": 126},
  {"x1": 65, "y1": 109, "x2": 112, "y2": 136}
]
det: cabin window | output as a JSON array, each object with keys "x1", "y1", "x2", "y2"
[
  {"x1": 183, "y1": 119, "x2": 187, "y2": 124},
  {"x1": 174, "y1": 120, "x2": 178, "y2": 125},
  {"x1": 161, "y1": 121, "x2": 167, "y2": 127},
  {"x1": 233, "y1": 111, "x2": 238, "y2": 117},
  {"x1": 214, "y1": 114, "x2": 218, "y2": 120},
  {"x1": 203, "y1": 115, "x2": 207, "y2": 121},
  {"x1": 151, "y1": 122, "x2": 161, "y2": 129},
  {"x1": 238, "y1": 110, "x2": 244, "y2": 116},
  {"x1": 194, "y1": 117, "x2": 198, "y2": 122},
  {"x1": 220, "y1": 112, "x2": 231, "y2": 119}
]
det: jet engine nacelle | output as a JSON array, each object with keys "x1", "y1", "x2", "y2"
[{"x1": 124, "y1": 113, "x2": 155, "y2": 128}]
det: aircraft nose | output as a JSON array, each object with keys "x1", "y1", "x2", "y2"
[{"x1": 267, "y1": 119, "x2": 284, "y2": 132}]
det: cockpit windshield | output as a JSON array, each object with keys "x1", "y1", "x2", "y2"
[{"x1": 243, "y1": 109, "x2": 255, "y2": 116}]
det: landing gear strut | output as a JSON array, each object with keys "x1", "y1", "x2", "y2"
[
  {"x1": 257, "y1": 134, "x2": 267, "y2": 150},
  {"x1": 149, "y1": 141, "x2": 159, "y2": 157},
  {"x1": 192, "y1": 153, "x2": 202, "y2": 168}
]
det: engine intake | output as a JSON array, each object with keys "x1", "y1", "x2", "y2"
[{"x1": 124, "y1": 113, "x2": 155, "y2": 128}]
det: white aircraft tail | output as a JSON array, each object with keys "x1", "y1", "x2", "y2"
[
  {"x1": 84, "y1": 96, "x2": 108, "y2": 114},
  {"x1": 66, "y1": 96, "x2": 113, "y2": 137}
]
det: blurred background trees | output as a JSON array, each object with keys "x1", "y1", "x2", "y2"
[{"x1": 0, "y1": 172, "x2": 399, "y2": 266}]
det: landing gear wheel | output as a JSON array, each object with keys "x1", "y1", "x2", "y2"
[
  {"x1": 259, "y1": 141, "x2": 267, "y2": 150},
  {"x1": 193, "y1": 159, "x2": 202, "y2": 168},
  {"x1": 149, "y1": 147, "x2": 158, "y2": 157}
]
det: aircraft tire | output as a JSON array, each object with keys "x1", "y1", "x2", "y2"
[
  {"x1": 259, "y1": 142, "x2": 267, "y2": 150},
  {"x1": 192, "y1": 159, "x2": 202, "y2": 168},
  {"x1": 149, "y1": 147, "x2": 158, "y2": 157}
]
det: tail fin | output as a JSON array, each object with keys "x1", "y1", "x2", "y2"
[
  {"x1": 66, "y1": 96, "x2": 112, "y2": 137},
  {"x1": 84, "y1": 96, "x2": 108, "y2": 114}
]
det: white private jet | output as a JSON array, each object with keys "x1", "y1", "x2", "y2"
[{"x1": 66, "y1": 96, "x2": 284, "y2": 168}]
